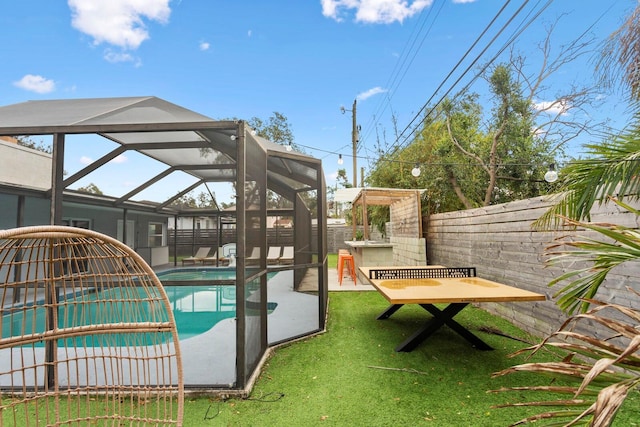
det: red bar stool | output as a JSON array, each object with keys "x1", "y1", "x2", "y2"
[{"x1": 338, "y1": 252, "x2": 356, "y2": 285}]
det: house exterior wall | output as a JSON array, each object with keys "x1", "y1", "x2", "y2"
[
  {"x1": 0, "y1": 194, "x2": 50, "y2": 229},
  {"x1": 0, "y1": 139, "x2": 51, "y2": 190},
  {"x1": 0, "y1": 195, "x2": 170, "y2": 266}
]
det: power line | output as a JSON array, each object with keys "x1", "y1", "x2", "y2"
[
  {"x1": 361, "y1": 0, "x2": 447, "y2": 148},
  {"x1": 363, "y1": 0, "x2": 512, "y2": 151},
  {"x1": 329, "y1": 0, "x2": 616, "y2": 183},
  {"x1": 388, "y1": 0, "x2": 540, "y2": 155},
  {"x1": 381, "y1": 0, "x2": 622, "y2": 168},
  {"x1": 295, "y1": 140, "x2": 551, "y2": 169}
]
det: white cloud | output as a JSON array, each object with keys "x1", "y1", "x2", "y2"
[
  {"x1": 103, "y1": 49, "x2": 135, "y2": 63},
  {"x1": 321, "y1": 0, "x2": 433, "y2": 24},
  {"x1": 80, "y1": 154, "x2": 127, "y2": 166},
  {"x1": 110, "y1": 154, "x2": 128, "y2": 164},
  {"x1": 199, "y1": 41, "x2": 210, "y2": 51},
  {"x1": 247, "y1": 29, "x2": 253, "y2": 37},
  {"x1": 68, "y1": 0, "x2": 171, "y2": 50},
  {"x1": 357, "y1": 86, "x2": 387, "y2": 101},
  {"x1": 534, "y1": 99, "x2": 571, "y2": 116},
  {"x1": 79, "y1": 156, "x2": 93, "y2": 165},
  {"x1": 13, "y1": 74, "x2": 56, "y2": 94},
  {"x1": 452, "y1": 0, "x2": 477, "y2": 4}
]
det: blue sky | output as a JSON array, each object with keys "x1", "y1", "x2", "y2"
[{"x1": 0, "y1": 0, "x2": 636, "y2": 204}]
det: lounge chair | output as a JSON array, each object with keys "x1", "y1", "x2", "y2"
[
  {"x1": 200, "y1": 248, "x2": 222, "y2": 265},
  {"x1": 181, "y1": 247, "x2": 211, "y2": 265},
  {"x1": 279, "y1": 246, "x2": 294, "y2": 264},
  {"x1": 267, "y1": 246, "x2": 281, "y2": 264},
  {"x1": 246, "y1": 247, "x2": 260, "y2": 265}
]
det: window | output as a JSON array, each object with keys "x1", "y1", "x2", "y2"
[
  {"x1": 62, "y1": 218, "x2": 91, "y2": 229},
  {"x1": 60, "y1": 218, "x2": 91, "y2": 274},
  {"x1": 117, "y1": 220, "x2": 135, "y2": 248},
  {"x1": 148, "y1": 222, "x2": 166, "y2": 247}
]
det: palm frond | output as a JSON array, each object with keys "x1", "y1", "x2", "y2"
[
  {"x1": 493, "y1": 297, "x2": 640, "y2": 426},
  {"x1": 534, "y1": 126, "x2": 640, "y2": 230},
  {"x1": 545, "y1": 216, "x2": 640, "y2": 313}
]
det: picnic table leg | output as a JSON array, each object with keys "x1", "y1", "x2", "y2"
[
  {"x1": 418, "y1": 303, "x2": 493, "y2": 351},
  {"x1": 376, "y1": 304, "x2": 404, "y2": 320}
]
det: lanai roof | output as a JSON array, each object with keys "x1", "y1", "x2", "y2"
[{"x1": 0, "y1": 96, "x2": 322, "y2": 213}]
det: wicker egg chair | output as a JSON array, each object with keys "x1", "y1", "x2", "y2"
[{"x1": 0, "y1": 225, "x2": 183, "y2": 426}]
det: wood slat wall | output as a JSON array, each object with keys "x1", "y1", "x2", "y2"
[{"x1": 427, "y1": 195, "x2": 640, "y2": 339}]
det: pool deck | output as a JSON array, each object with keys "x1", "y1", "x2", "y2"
[
  {"x1": 158, "y1": 264, "x2": 372, "y2": 387},
  {"x1": 0, "y1": 264, "x2": 373, "y2": 390}
]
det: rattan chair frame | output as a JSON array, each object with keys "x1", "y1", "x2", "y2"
[{"x1": 0, "y1": 225, "x2": 184, "y2": 426}]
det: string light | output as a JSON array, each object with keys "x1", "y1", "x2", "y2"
[
  {"x1": 285, "y1": 144, "x2": 292, "y2": 152},
  {"x1": 280, "y1": 140, "x2": 562, "y2": 183},
  {"x1": 544, "y1": 163, "x2": 558, "y2": 183}
]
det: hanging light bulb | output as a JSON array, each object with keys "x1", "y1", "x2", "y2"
[
  {"x1": 337, "y1": 154, "x2": 343, "y2": 165},
  {"x1": 544, "y1": 163, "x2": 558, "y2": 183},
  {"x1": 411, "y1": 163, "x2": 421, "y2": 177},
  {"x1": 285, "y1": 144, "x2": 293, "y2": 152},
  {"x1": 229, "y1": 134, "x2": 237, "y2": 141}
]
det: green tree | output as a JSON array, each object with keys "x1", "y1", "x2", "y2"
[
  {"x1": 76, "y1": 183, "x2": 103, "y2": 195},
  {"x1": 495, "y1": 117, "x2": 640, "y2": 427},
  {"x1": 250, "y1": 112, "x2": 318, "y2": 216},
  {"x1": 441, "y1": 63, "x2": 557, "y2": 208},
  {"x1": 170, "y1": 191, "x2": 216, "y2": 209},
  {"x1": 15, "y1": 136, "x2": 52, "y2": 154},
  {"x1": 369, "y1": 17, "x2": 603, "y2": 216},
  {"x1": 249, "y1": 112, "x2": 303, "y2": 152},
  {"x1": 335, "y1": 169, "x2": 352, "y2": 189}
]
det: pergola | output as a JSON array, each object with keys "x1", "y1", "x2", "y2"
[
  {"x1": 336, "y1": 187, "x2": 424, "y2": 240},
  {"x1": 0, "y1": 96, "x2": 328, "y2": 390}
]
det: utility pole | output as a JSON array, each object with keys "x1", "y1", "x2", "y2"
[
  {"x1": 351, "y1": 99, "x2": 357, "y2": 188},
  {"x1": 341, "y1": 99, "x2": 358, "y2": 188}
]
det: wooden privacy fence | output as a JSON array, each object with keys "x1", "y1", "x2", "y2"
[
  {"x1": 169, "y1": 228, "x2": 294, "y2": 257},
  {"x1": 426, "y1": 195, "x2": 640, "y2": 340}
]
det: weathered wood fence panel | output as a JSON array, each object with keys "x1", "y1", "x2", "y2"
[
  {"x1": 169, "y1": 228, "x2": 294, "y2": 257},
  {"x1": 427, "y1": 195, "x2": 640, "y2": 339},
  {"x1": 171, "y1": 226, "x2": 384, "y2": 257}
]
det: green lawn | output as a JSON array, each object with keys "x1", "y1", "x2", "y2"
[
  {"x1": 327, "y1": 252, "x2": 338, "y2": 269},
  {"x1": 181, "y1": 291, "x2": 639, "y2": 426},
  {"x1": 7, "y1": 288, "x2": 636, "y2": 425}
]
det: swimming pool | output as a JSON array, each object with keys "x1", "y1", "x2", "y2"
[
  {"x1": 156, "y1": 267, "x2": 277, "y2": 281},
  {"x1": 2, "y1": 271, "x2": 277, "y2": 346},
  {"x1": 157, "y1": 268, "x2": 236, "y2": 281}
]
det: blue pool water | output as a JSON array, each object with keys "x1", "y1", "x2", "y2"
[
  {"x1": 157, "y1": 268, "x2": 236, "y2": 281},
  {"x1": 3, "y1": 269, "x2": 277, "y2": 346},
  {"x1": 156, "y1": 268, "x2": 277, "y2": 281}
]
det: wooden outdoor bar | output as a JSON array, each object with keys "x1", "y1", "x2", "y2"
[
  {"x1": 344, "y1": 240, "x2": 394, "y2": 283},
  {"x1": 336, "y1": 187, "x2": 426, "y2": 282}
]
